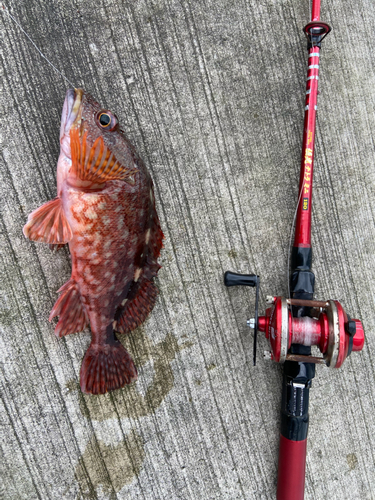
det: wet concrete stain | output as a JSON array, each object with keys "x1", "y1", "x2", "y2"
[
  {"x1": 65, "y1": 379, "x2": 78, "y2": 394},
  {"x1": 75, "y1": 429, "x2": 145, "y2": 498},
  {"x1": 65, "y1": 328, "x2": 193, "y2": 421},
  {"x1": 346, "y1": 453, "x2": 358, "y2": 470},
  {"x1": 68, "y1": 329, "x2": 192, "y2": 497}
]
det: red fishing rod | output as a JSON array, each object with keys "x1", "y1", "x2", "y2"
[{"x1": 224, "y1": 1, "x2": 365, "y2": 499}]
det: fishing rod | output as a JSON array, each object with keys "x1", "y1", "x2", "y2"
[{"x1": 224, "y1": 1, "x2": 365, "y2": 499}]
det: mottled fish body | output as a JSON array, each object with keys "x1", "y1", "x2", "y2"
[{"x1": 24, "y1": 89, "x2": 163, "y2": 394}]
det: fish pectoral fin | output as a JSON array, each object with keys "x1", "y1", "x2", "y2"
[
  {"x1": 115, "y1": 277, "x2": 159, "y2": 335},
  {"x1": 23, "y1": 197, "x2": 73, "y2": 244},
  {"x1": 49, "y1": 279, "x2": 88, "y2": 337},
  {"x1": 80, "y1": 341, "x2": 137, "y2": 394}
]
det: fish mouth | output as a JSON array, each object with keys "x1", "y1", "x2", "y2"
[{"x1": 60, "y1": 88, "x2": 84, "y2": 140}]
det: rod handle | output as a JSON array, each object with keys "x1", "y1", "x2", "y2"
[{"x1": 276, "y1": 434, "x2": 307, "y2": 500}]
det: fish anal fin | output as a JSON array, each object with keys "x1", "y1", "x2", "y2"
[
  {"x1": 70, "y1": 128, "x2": 137, "y2": 184},
  {"x1": 23, "y1": 197, "x2": 72, "y2": 244},
  {"x1": 116, "y1": 278, "x2": 159, "y2": 335},
  {"x1": 80, "y1": 341, "x2": 137, "y2": 394},
  {"x1": 49, "y1": 279, "x2": 88, "y2": 337}
]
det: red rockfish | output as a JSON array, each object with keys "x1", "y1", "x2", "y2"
[{"x1": 24, "y1": 89, "x2": 163, "y2": 395}]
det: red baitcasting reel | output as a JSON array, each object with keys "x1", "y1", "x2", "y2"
[
  {"x1": 223, "y1": 274, "x2": 364, "y2": 369},
  {"x1": 258, "y1": 296, "x2": 364, "y2": 367}
]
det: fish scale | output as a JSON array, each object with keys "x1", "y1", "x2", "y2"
[
  {"x1": 67, "y1": 182, "x2": 145, "y2": 314},
  {"x1": 24, "y1": 89, "x2": 164, "y2": 395}
]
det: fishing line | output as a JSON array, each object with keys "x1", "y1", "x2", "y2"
[
  {"x1": 286, "y1": 180, "x2": 304, "y2": 349},
  {"x1": 287, "y1": 183, "x2": 304, "y2": 300},
  {"x1": 2, "y1": 4, "x2": 76, "y2": 88}
]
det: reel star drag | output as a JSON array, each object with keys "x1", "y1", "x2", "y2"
[{"x1": 224, "y1": 1, "x2": 365, "y2": 499}]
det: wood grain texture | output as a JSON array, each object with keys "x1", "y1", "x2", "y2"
[{"x1": 1, "y1": 1, "x2": 375, "y2": 499}]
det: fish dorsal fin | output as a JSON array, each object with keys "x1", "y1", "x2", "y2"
[
  {"x1": 115, "y1": 278, "x2": 159, "y2": 335},
  {"x1": 70, "y1": 128, "x2": 137, "y2": 184},
  {"x1": 114, "y1": 203, "x2": 164, "y2": 335},
  {"x1": 23, "y1": 197, "x2": 73, "y2": 244}
]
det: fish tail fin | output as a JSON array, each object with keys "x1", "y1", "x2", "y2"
[{"x1": 80, "y1": 341, "x2": 137, "y2": 395}]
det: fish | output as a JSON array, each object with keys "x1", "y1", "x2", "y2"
[{"x1": 23, "y1": 89, "x2": 164, "y2": 395}]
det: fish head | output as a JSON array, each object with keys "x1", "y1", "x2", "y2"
[{"x1": 58, "y1": 89, "x2": 140, "y2": 193}]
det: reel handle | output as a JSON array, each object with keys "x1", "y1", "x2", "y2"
[{"x1": 224, "y1": 271, "x2": 260, "y2": 365}]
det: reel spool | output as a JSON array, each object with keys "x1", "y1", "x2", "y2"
[{"x1": 224, "y1": 272, "x2": 365, "y2": 368}]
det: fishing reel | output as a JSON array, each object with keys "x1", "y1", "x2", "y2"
[{"x1": 224, "y1": 271, "x2": 365, "y2": 368}]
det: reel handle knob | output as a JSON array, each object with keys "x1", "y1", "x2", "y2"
[{"x1": 224, "y1": 271, "x2": 258, "y2": 288}]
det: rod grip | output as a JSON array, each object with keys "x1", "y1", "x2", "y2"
[{"x1": 276, "y1": 434, "x2": 307, "y2": 500}]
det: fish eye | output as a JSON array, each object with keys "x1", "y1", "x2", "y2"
[
  {"x1": 99, "y1": 113, "x2": 111, "y2": 127},
  {"x1": 95, "y1": 110, "x2": 118, "y2": 131}
]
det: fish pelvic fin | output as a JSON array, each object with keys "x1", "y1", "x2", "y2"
[
  {"x1": 70, "y1": 128, "x2": 138, "y2": 184},
  {"x1": 23, "y1": 197, "x2": 73, "y2": 244},
  {"x1": 115, "y1": 277, "x2": 159, "y2": 335},
  {"x1": 80, "y1": 341, "x2": 137, "y2": 395},
  {"x1": 49, "y1": 279, "x2": 88, "y2": 337}
]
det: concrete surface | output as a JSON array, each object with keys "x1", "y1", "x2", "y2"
[{"x1": 0, "y1": 0, "x2": 374, "y2": 499}]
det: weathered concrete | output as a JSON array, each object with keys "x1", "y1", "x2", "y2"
[{"x1": 0, "y1": 1, "x2": 374, "y2": 499}]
